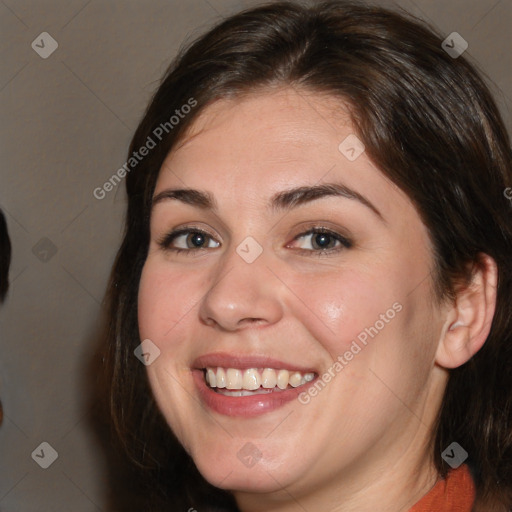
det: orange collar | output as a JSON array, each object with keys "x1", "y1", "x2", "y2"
[{"x1": 409, "y1": 465, "x2": 475, "y2": 511}]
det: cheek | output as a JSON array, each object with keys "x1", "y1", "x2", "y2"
[
  {"x1": 137, "y1": 259, "x2": 203, "y2": 446},
  {"x1": 138, "y1": 258, "x2": 200, "y2": 344},
  {"x1": 286, "y1": 266, "x2": 404, "y2": 356},
  {"x1": 138, "y1": 255, "x2": 413, "y2": 362}
]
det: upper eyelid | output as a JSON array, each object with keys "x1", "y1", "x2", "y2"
[{"x1": 157, "y1": 220, "x2": 350, "y2": 239}]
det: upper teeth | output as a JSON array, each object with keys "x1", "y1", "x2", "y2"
[{"x1": 205, "y1": 367, "x2": 315, "y2": 390}]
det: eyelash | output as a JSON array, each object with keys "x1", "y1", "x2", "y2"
[{"x1": 157, "y1": 226, "x2": 353, "y2": 257}]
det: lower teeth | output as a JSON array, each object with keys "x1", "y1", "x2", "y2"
[{"x1": 214, "y1": 386, "x2": 288, "y2": 396}]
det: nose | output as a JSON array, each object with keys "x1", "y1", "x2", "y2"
[{"x1": 198, "y1": 242, "x2": 284, "y2": 332}]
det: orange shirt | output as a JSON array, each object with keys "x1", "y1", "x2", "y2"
[{"x1": 409, "y1": 465, "x2": 475, "y2": 511}]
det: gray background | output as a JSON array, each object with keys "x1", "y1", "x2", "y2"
[{"x1": 0, "y1": 0, "x2": 510, "y2": 510}]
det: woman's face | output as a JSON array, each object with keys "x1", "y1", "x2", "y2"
[{"x1": 138, "y1": 88, "x2": 449, "y2": 506}]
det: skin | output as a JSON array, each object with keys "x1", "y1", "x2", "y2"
[{"x1": 138, "y1": 87, "x2": 497, "y2": 511}]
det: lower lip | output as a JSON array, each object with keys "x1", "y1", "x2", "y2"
[{"x1": 193, "y1": 370, "x2": 314, "y2": 417}]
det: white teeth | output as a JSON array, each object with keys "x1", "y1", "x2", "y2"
[
  {"x1": 288, "y1": 372, "x2": 302, "y2": 387},
  {"x1": 207, "y1": 368, "x2": 216, "y2": 387},
  {"x1": 216, "y1": 368, "x2": 226, "y2": 388},
  {"x1": 204, "y1": 366, "x2": 315, "y2": 391},
  {"x1": 243, "y1": 368, "x2": 261, "y2": 390},
  {"x1": 261, "y1": 368, "x2": 277, "y2": 388},
  {"x1": 277, "y1": 369, "x2": 290, "y2": 390},
  {"x1": 226, "y1": 368, "x2": 243, "y2": 389}
]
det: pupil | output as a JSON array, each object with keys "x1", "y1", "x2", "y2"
[
  {"x1": 315, "y1": 233, "x2": 330, "y2": 248},
  {"x1": 190, "y1": 233, "x2": 204, "y2": 247}
]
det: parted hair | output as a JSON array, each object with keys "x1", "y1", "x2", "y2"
[{"x1": 101, "y1": 1, "x2": 512, "y2": 510}]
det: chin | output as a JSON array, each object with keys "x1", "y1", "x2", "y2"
[
  {"x1": 199, "y1": 461, "x2": 296, "y2": 494},
  {"x1": 190, "y1": 440, "x2": 303, "y2": 494}
]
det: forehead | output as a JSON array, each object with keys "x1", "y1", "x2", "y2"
[
  {"x1": 175, "y1": 88, "x2": 353, "y2": 158},
  {"x1": 154, "y1": 87, "x2": 409, "y2": 220}
]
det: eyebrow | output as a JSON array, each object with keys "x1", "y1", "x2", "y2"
[{"x1": 151, "y1": 182, "x2": 384, "y2": 221}]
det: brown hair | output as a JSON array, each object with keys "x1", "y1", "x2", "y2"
[{"x1": 101, "y1": 1, "x2": 512, "y2": 509}]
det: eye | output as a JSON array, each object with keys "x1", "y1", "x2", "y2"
[
  {"x1": 288, "y1": 227, "x2": 352, "y2": 256},
  {"x1": 157, "y1": 226, "x2": 352, "y2": 257},
  {"x1": 158, "y1": 228, "x2": 220, "y2": 255}
]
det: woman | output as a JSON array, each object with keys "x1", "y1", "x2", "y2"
[{"x1": 102, "y1": 1, "x2": 512, "y2": 510}]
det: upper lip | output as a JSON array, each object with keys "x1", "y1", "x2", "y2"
[{"x1": 193, "y1": 352, "x2": 318, "y2": 373}]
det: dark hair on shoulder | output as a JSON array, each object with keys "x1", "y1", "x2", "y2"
[
  {"x1": 101, "y1": 1, "x2": 512, "y2": 510},
  {"x1": 0, "y1": 210, "x2": 11, "y2": 303}
]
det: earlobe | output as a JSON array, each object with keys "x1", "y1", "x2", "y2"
[{"x1": 435, "y1": 254, "x2": 498, "y2": 370}]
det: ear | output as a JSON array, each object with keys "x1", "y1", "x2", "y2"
[{"x1": 435, "y1": 254, "x2": 498, "y2": 369}]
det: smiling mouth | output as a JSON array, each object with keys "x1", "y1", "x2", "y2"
[{"x1": 203, "y1": 367, "x2": 317, "y2": 396}]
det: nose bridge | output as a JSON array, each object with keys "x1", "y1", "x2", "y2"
[{"x1": 198, "y1": 235, "x2": 282, "y2": 330}]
